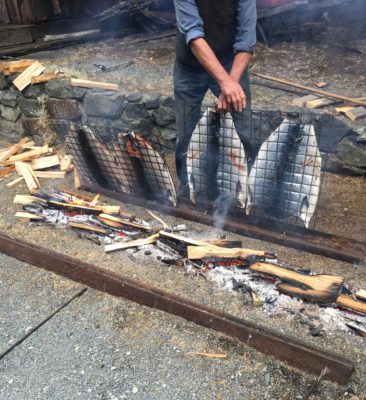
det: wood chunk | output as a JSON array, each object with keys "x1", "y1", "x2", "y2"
[
  {"x1": 6, "y1": 145, "x2": 49, "y2": 163},
  {"x1": 70, "y1": 78, "x2": 119, "y2": 91},
  {"x1": 336, "y1": 106, "x2": 354, "y2": 115},
  {"x1": 59, "y1": 154, "x2": 73, "y2": 171},
  {"x1": 0, "y1": 137, "x2": 30, "y2": 164},
  {"x1": 159, "y1": 231, "x2": 216, "y2": 247},
  {"x1": 14, "y1": 194, "x2": 47, "y2": 206},
  {"x1": 30, "y1": 154, "x2": 60, "y2": 170},
  {"x1": 6, "y1": 176, "x2": 24, "y2": 188},
  {"x1": 15, "y1": 212, "x2": 45, "y2": 222},
  {"x1": 33, "y1": 171, "x2": 66, "y2": 179},
  {"x1": 292, "y1": 94, "x2": 319, "y2": 107},
  {"x1": 98, "y1": 213, "x2": 154, "y2": 232},
  {"x1": 188, "y1": 246, "x2": 265, "y2": 260},
  {"x1": 336, "y1": 294, "x2": 366, "y2": 314},
  {"x1": 250, "y1": 263, "x2": 344, "y2": 303},
  {"x1": 345, "y1": 107, "x2": 366, "y2": 121},
  {"x1": 67, "y1": 221, "x2": 108, "y2": 235},
  {"x1": 30, "y1": 72, "x2": 62, "y2": 84},
  {"x1": 355, "y1": 289, "x2": 366, "y2": 302},
  {"x1": 306, "y1": 98, "x2": 338, "y2": 109},
  {"x1": 105, "y1": 233, "x2": 160, "y2": 253},
  {"x1": 13, "y1": 61, "x2": 46, "y2": 91},
  {"x1": 8, "y1": 60, "x2": 35, "y2": 73},
  {"x1": 15, "y1": 162, "x2": 40, "y2": 193},
  {"x1": 0, "y1": 166, "x2": 16, "y2": 177},
  {"x1": 315, "y1": 82, "x2": 328, "y2": 88}
]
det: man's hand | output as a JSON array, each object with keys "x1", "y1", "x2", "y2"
[{"x1": 218, "y1": 78, "x2": 246, "y2": 112}]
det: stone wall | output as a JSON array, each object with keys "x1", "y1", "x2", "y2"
[{"x1": 0, "y1": 77, "x2": 177, "y2": 146}]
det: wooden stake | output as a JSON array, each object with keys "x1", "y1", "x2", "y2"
[
  {"x1": 105, "y1": 233, "x2": 160, "y2": 253},
  {"x1": 250, "y1": 72, "x2": 366, "y2": 107}
]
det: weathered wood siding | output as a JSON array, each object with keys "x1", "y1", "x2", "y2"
[{"x1": 0, "y1": 0, "x2": 118, "y2": 24}]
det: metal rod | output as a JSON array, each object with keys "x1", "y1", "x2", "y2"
[
  {"x1": 83, "y1": 185, "x2": 366, "y2": 265},
  {"x1": 0, "y1": 231, "x2": 354, "y2": 385}
]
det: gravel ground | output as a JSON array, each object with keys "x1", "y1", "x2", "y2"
[
  {"x1": 0, "y1": 175, "x2": 365, "y2": 398},
  {"x1": 0, "y1": 254, "x2": 350, "y2": 400}
]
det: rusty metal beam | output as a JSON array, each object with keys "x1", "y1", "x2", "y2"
[
  {"x1": 0, "y1": 231, "x2": 354, "y2": 385},
  {"x1": 84, "y1": 185, "x2": 366, "y2": 265}
]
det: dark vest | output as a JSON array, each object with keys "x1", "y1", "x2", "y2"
[{"x1": 176, "y1": 0, "x2": 238, "y2": 67}]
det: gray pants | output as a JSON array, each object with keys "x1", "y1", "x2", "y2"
[{"x1": 173, "y1": 60, "x2": 252, "y2": 185}]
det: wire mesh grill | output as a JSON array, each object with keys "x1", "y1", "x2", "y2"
[
  {"x1": 56, "y1": 122, "x2": 177, "y2": 206},
  {"x1": 54, "y1": 108, "x2": 329, "y2": 232}
]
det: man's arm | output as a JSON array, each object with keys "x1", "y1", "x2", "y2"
[{"x1": 190, "y1": 39, "x2": 246, "y2": 112}]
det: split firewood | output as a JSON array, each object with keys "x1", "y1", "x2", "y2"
[
  {"x1": 188, "y1": 246, "x2": 266, "y2": 260},
  {"x1": 31, "y1": 72, "x2": 63, "y2": 84},
  {"x1": 250, "y1": 263, "x2": 344, "y2": 303},
  {"x1": 206, "y1": 239, "x2": 243, "y2": 248},
  {"x1": 191, "y1": 352, "x2": 227, "y2": 359},
  {"x1": 0, "y1": 137, "x2": 30, "y2": 164},
  {"x1": 0, "y1": 60, "x2": 33, "y2": 74},
  {"x1": 15, "y1": 212, "x2": 45, "y2": 222},
  {"x1": 30, "y1": 155, "x2": 60, "y2": 170},
  {"x1": 59, "y1": 155, "x2": 74, "y2": 171},
  {"x1": 70, "y1": 78, "x2": 119, "y2": 91},
  {"x1": 13, "y1": 61, "x2": 46, "y2": 91},
  {"x1": 6, "y1": 145, "x2": 49, "y2": 164},
  {"x1": 67, "y1": 221, "x2": 108, "y2": 235},
  {"x1": 159, "y1": 231, "x2": 217, "y2": 247},
  {"x1": 14, "y1": 195, "x2": 48, "y2": 206},
  {"x1": 15, "y1": 162, "x2": 40, "y2": 193},
  {"x1": 105, "y1": 233, "x2": 160, "y2": 253},
  {"x1": 336, "y1": 294, "x2": 366, "y2": 314},
  {"x1": 46, "y1": 200, "x2": 120, "y2": 215},
  {"x1": 97, "y1": 213, "x2": 154, "y2": 232},
  {"x1": 355, "y1": 289, "x2": 366, "y2": 302},
  {"x1": 6, "y1": 177, "x2": 24, "y2": 188},
  {"x1": 33, "y1": 171, "x2": 67, "y2": 179}
]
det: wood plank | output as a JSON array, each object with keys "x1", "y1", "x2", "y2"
[
  {"x1": 13, "y1": 61, "x2": 46, "y2": 91},
  {"x1": 33, "y1": 171, "x2": 66, "y2": 179},
  {"x1": 30, "y1": 72, "x2": 62, "y2": 84},
  {"x1": 6, "y1": 176, "x2": 24, "y2": 188},
  {"x1": 159, "y1": 231, "x2": 217, "y2": 247},
  {"x1": 187, "y1": 246, "x2": 266, "y2": 260},
  {"x1": 250, "y1": 263, "x2": 344, "y2": 303},
  {"x1": 0, "y1": 137, "x2": 30, "y2": 164},
  {"x1": 105, "y1": 233, "x2": 160, "y2": 253},
  {"x1": 345, "y1": 107, "x2": 366, "y2": 121},
  {"x1": 6, "y1": 145, "x2": 49, "y2": 163},
  {"x1": 30, "y1": 154, "x2": 60, "y2": 170},
  {"x1": 336, "y1": 294, "x2": 366, "y2": 314},
  {"x1": 15, "y1": 161, "x2": 40, "y2": 193},
  {"x1": 70, "y1": 78, "x2": 119, "y2": 91}
]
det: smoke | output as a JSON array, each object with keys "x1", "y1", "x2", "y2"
[{"x1": 213, "y1": 193, "x2": 235, "y2": 230}]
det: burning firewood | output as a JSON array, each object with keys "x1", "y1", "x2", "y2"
[
  {"x1": 159, "y1": 231, "x2": 216, "y2": 247},
  {"x1": 97, "y1": 213, "x2": 154, "y2": 232},
  {"x1": 250, "y1": 262, "x2": 344, "y2": 303},
  {"x1": 336, "y1": 294, "x2": 366, "y2": 314},
  {"x1": 206, "y1": 239, "x2": 242, "y2": 248}
]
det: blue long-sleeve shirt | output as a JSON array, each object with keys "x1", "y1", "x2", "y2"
[{"x1": 174, "y1": 0, "x2": 257, "y2": 54}]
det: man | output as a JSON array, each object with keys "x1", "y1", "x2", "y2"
[{"x1": 173, "y1": 0, "x2": 257, "y2": 193}]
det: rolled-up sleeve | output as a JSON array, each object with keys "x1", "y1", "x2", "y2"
[
  {"x1": 174, "y1": 0, "x2": 205, "y2": 46},
  {"x1": 234, "y1": 0, "x2": 257, "y2": 54}
]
